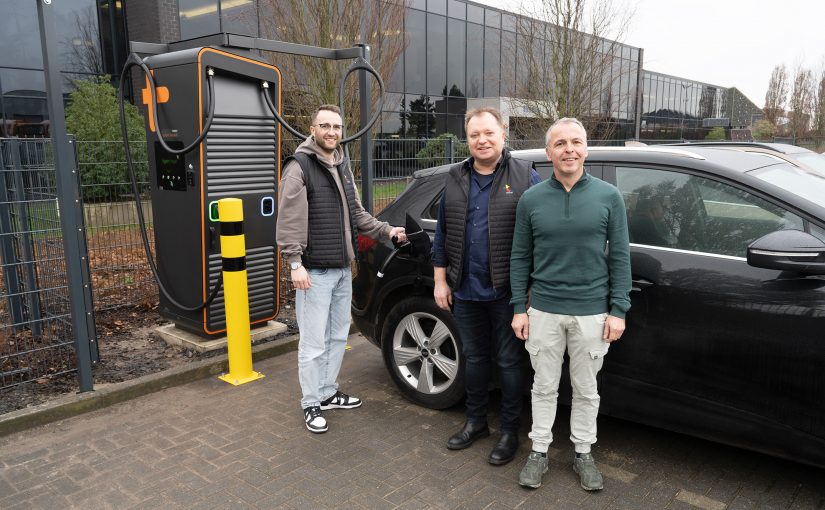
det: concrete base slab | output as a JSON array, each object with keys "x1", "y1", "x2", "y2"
[{"x1": 155, "y1": 321, "x2": 288, "y2": 353}]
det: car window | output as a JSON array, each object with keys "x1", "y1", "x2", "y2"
[
  {"x1": 535, "y1": 162, "x2": 553, "y2": 180},
  {"x1": 616, "y1": 166, "x2": 804, "y2": 257},
  {"x1": 424, "y1": 190, "x2": 443, "y2": 220},
  {"x1": 810, "y1": 223, "x2": 825, "y2": 243}
]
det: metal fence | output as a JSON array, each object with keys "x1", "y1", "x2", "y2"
[
  {"x1": 0, "y1": 139, "x2": 76, "y2": 388},
  {"x1": 2, "y1": 134, "x2": 821, "y2": 391}
]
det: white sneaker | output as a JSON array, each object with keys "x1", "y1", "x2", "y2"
[
  {"x1": 303, "y1": 406, "x2": 327, "y2": 433},
  {"x1": 320, "y1": 391, "x2": 362, "y2": 410}
]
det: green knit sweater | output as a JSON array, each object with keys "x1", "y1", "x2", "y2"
[{"x1": 509, "y1": 172, "x2": 632, "y2": 318}]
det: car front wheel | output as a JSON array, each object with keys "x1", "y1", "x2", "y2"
[{"x1": 381, "y1": 297, "x2": 464, "y2": 409}]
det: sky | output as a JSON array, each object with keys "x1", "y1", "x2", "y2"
[{"x1": 473, "y1": 0, "x2": 825, "y2": 108}]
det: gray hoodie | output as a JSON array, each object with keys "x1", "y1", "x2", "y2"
[{"x1": 276, "y1": 136, "x2": 391, "y2": 265}]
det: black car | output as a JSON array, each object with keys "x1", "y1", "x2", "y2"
[
  {"x1": 664, "y1": 141, "x2": 825, "y2": 179},
  {"x1": 351, "y1": 146, "x2": 825, "y2": 468}
]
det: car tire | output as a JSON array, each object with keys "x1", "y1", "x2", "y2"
[{"x1": 381, "y1": 297, "x2": 464, "y2": 409}]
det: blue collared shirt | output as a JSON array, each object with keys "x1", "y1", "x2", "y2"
[{"x1": 432, "y1": 160, "x2": 541, "y2": 301}]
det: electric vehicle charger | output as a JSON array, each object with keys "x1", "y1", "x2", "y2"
[
  {"x1": 120, "y1": 47, "x2": 284, "y2": 337},
  {"x1": 119, "y1": 43, "x2": 385, "y2": 337}
]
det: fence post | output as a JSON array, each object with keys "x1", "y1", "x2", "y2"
[
  {"x1": 37, "y1": 0, "x2": 96, "y2": 392},
  {"x1": 445, "y1": 136, "x2": 454, "y2": 164},
  {"x1": 357, "y1": 44, "x2": 374, "y2": 214},
  {"x1": 0, "y1": 140, "x2": 25, "y2": 330}
]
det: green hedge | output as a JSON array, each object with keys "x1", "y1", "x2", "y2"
[{"x1": 66, "y1": 76, "x2": 148, "y2": 201}]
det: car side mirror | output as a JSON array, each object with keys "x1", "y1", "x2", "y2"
[
  {"x1": 404, "y1": 213, "x2": 431, "y2": 258},
  {"x1": 747, "y1": 229, "x2": 825, "y2": 275}
]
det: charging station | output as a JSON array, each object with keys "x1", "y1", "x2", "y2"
[
  {"x1": 125, "y1": 33, "x2": 384, "y2": 339},
  {"x1": 140, "y1": 47, "x2": 282, "y2": 337}
]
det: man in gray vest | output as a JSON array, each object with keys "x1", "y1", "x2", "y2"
[
  {"x1": 277, "y1": 104, "x2": 406, "y2": 433},
  {"x1": 432, "y1": 107, "x2": 541, "y2": 465}
]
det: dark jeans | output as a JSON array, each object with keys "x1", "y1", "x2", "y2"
[{"x1": 453, "y1": 296, "x2": 525, "y2": 434}]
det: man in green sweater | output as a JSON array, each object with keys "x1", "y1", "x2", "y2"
[{"x1": 510, "y1": 118, "x2": 631, "y2": 491}]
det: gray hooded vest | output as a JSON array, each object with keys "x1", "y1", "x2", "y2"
[{"x1": 286, "y1": 152, "x2": 359, "y2": 269}]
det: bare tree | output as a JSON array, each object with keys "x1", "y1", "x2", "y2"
[
  {"x1": 813, "y1": 71, "x2": 825, "y2": 138},
  {"x1": 256, "y1": 0, "x2": 407, "y2": 145},
  {"x1": 63, "y1": 5, "x2": 105, "y2": 75},
  {"x1": 763, "y1": 64, "x2": 789, "y2": 126},
  {"x1": 512, "y1": 0, "x2": 635, "y2": 140},
  {"x1": 788, "y1": 65, "x2": 815, "y2": 139}
]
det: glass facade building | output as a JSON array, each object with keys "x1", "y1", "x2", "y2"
[
  {"x1": 640, "y1": 71, "x2": 762, "y2": 140},
  {"x1": 175, "y1": 0, "x2": 644, "y2": 140},
  {"x1": 1, "y1": 0, "x2": 762, "y2": 141},
  {"x1": 0, "y1": 1, "x2": 128, "y2": 137}
]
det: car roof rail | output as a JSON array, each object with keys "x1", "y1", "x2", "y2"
[
  {"x1": 591, "y1": 146, "x2": 707, "y2": 159},
  {"x1": 513, "y1": 145, "x2": 706, "y2": 160},
  {"x1": 664, "y1": 141, "x2": 808, "y2": 154}
]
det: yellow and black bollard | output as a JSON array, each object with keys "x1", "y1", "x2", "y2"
[{"x1": 217, "y1": 198, "x2": 265, "y2": 386}]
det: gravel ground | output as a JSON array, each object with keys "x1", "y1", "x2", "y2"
[{"x1": 0, "y1": 300, "x2": 298, "y2": 416}]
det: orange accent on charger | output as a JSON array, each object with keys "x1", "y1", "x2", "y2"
[{"x1": 141, "y1": 75, "x2": 170, "y2": 133}]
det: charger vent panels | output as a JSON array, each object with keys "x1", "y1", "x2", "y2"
[{"x1": 205, "y1": 115, "x2": 278, "y2": 196}]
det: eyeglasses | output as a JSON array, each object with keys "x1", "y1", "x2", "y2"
[{"x1": 313, "y1": 123, "x2": 343, "y2": 132}]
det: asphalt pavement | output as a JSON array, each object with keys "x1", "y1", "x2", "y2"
[{"x1": 1, "y1": 333, "x2": 823, "y2": 509}]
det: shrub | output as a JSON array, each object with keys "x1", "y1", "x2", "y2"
[
  {"x1": 415, "y1": 133, "x2": 470, "y2": 167},
  {"x1": 751, "y1": 120, "x2": 776, "y2": 141},
  {"x1": 65, "y1": 76, "x2": 147, "y2": 202},
  {"x1": 705, "y1": 127, "x2": 726, "y2": 141}
]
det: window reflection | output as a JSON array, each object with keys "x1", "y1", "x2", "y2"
[
  {"x1": 618, "y1": 165, "x2": 805, "y2": 256},
  {"x1": 446, "y1": 18, "x2": 465, "y2": 97},
  {"x1": 222, "y1": 0, "x2": 257, "y2": 37},
  {"x1": 1, "y1": 69, "x2": 48, "y2": 137},
  {"x1": 483, "y1": 27, "x2": 500, "y2": 97},
  {"x1": 448, "y1": 0, "x2": 465, "y2": 20},
  {"x1": 405, "y1": 9, "x2": 426, "y2": 95},
  {"x1": 467, "y1": 4, "x2": 484, "y2": 24},
  {"x1": 427, "y1": 14, "x2": 447, "y2": 96},
  {"x1": 466, "y1": 22, "x2": 483, "y2": 98},
  {"x1": 179, "y1": 0, "x2": 220, "y2": 40},
  {"x1": 0, "y1": 2, "x2": 43, "y2": 69},
  {"x1": 500, "y1": 30, "x2": 516, "y2": 97}
]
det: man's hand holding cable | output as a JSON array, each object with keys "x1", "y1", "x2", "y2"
[{"x1": 389, "y1": 226, "x2": 407, "y2": 243}]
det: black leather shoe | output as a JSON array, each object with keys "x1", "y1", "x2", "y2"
[
  {"x1": 488, "y1": 432, "x2": 519, "y2": 465},
  {"x1": 446, "y1": 421, "x2": 490, "y2": 450}
]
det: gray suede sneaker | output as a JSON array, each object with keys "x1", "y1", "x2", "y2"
[
  {"x1": 573, "y1": 452, "x2": 604, "y2": 490},
  {"x1": 518, "y1": 451, "x2": 549, "y2": 488}
]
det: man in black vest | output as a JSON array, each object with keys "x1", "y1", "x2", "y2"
[
  {"x1": 277, "y1": 105, "x2": 406, "y2": 434},
  {"x1": 432, "y1": 107, "x2": 541, "y2": 465}
]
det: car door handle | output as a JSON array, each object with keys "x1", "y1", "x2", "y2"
[{"x1": 631, "y1": 277, "x2": 654, "y2": 292}]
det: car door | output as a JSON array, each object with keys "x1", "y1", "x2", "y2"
[{"x1": 601, "y1": 163, "x2": 825, "y2": 455}]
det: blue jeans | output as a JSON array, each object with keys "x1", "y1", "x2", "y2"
[
  {"x1": 453, "y1": 296, "x2": 525, "y2": 434},
  {"x1": 295, "y1": 267, "x2": 352, "y2": 409}
]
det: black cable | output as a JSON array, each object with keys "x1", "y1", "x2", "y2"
[
  {"x1": 140, "y1": 55, "x2": 217, "y2": 155},
  {"x1": 260, "y1": 55, "x2": 385, "y2": 145},
  {"x1": 261, "y1": 82, "x2": 308, "y2": 140},
  {"x1": 118, "y1": 52, "x2": 222, "y2": 312},
  {"x1": 338, "y1": 57, "x2": 385, "y2": 144}
]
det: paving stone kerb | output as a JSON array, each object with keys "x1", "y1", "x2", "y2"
[
  {"x1": 2, "y1": 334, "x2": 823, "y2": 509},
  {"x1": 0, "y1": 334, "x2": 299, "y2": 438}
]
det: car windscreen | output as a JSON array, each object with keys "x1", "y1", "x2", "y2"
[{"x1": 750, "y1": 163, "x2": 825, "y2": 206}]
